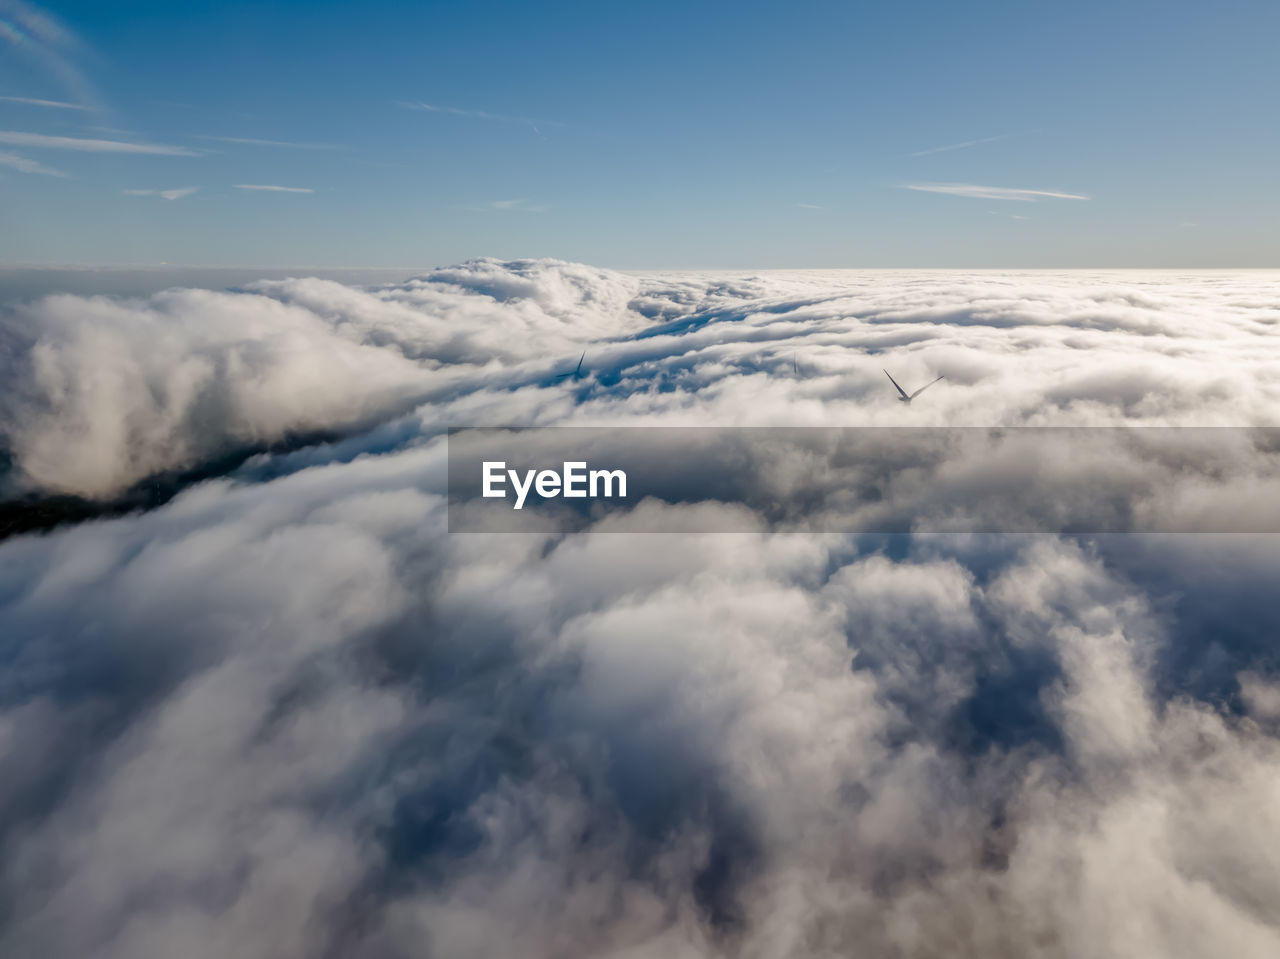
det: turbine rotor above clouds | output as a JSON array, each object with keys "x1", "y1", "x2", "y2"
[
  {"x1": 884, "y1": 369, "x2": 944, "y2": 404},
  {"x1": 556, "y1": 351, "x2": 587, "y2": 381}
]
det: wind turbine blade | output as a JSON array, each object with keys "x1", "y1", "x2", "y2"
[
  {"x1": 557, "y1": 352, "x2": 587, "y2": 380},
  {"x1": 909, "y1": 375, "x2": 944, "y2": 400},
  {"x1": 884, "y1": 369, "x2": 909, "y2": 400}
]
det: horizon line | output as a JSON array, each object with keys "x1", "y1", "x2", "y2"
[{"x1": 1, "y1": 262, "x2": 1278, "y2": 273}]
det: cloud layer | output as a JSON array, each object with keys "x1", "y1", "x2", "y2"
[
  {"x1": 3, "y1": 261, "x2": 1280, "y2": 957},
  {"x1": 10, "y1": 260, "x2": 1280, "y2": 502}
]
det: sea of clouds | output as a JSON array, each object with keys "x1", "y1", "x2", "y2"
[{"x1": 2, "y1": 260, "x2": 1280, "y2": 957}]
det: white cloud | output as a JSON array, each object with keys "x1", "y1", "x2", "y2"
[
  {"x1": 122, "y1": 186, "x2": 199, "y2": 200},
  {"x1": 398, "y1": 99, "x2": 558, "y2": 129},
  {"x1": 0, "y1": 259, "x2": 642, "y2": 497},
  {"x1": 0, "y1": 1, "x2": 102, "y2": 113},
  {"x1": 796, "y1": 202, "x2": 827, "y2": 210},
  {"x1": 910, "y1": 132, "x2": 1015, "y2": 156},
  {"x1": 0, "y1": 130, "x2": 199, "y2": 155},
  {"x1": 0, "y1": 94, "x2": 87, "y2": 109},
  {"x1": 3, "y1": 261, "x2": 1280, "y2": 958},
  {"x1": 0, "y1": 148, "x2": 66, "y2": 175},
  {"x1": 234, "y1": 183, "x2": 314, "y2": 193},
  {"x1": 905, "y1": 182, "x2": 1090, "y2": 201},
  {"x1": 195, "y1": 135, "x2": 342, "y2": 150},
  {"x1": 488, "y1": 197, "x2": 547, "y2": 212}
]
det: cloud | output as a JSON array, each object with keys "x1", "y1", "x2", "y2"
[
  {"x1": 0, "y1": 94, "x2": 87, "y2": 110},
  {"x1": 905, "y1": 182, "x2": 1090, "y2": 201},
  {"x1": 796, "y1": 202, "x2": 827, "y2": 210},
  {"x1": 8, "y1": 261, "x2": 1280, "y2": 505},
  {"x1": 0, "y1": 0, "x2": 79, "y2": 53},
  {"x1": 0, "y1": 130, "x2": 199, "y2": 155},
  {"x1": 195, "y1": 135, "x2": 343, "y2": 150},
  {"x1": 122, "y1": 186, "x2": 199, "y2": 200},
  {"x1": 0, "y1": 1, "x2": 101, "y2": 113},
  {"x1": 910, "y1": 132, "x2": 1016, "y2": 157},
  {"x1": 0, "y1": 148, "x2": 65, "y2": 175},
  {"x1": 3, "y1": 261, "x2": 1280, "y2": 957},
  {"x1": 0, "y1": 259, "x2": 642, "y2": 498},
  {"x1": 487, "y1": 197, "x2": 547, "y2": 212},
  {"x1": 234, "y1": 183, "x2": 314, "y2": 193},
  {"x1": 398, "y1": 99, "x2": 559, "y2": 129}
]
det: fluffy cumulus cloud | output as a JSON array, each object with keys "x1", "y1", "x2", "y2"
[
  {"x1": 2, "y1": 260, "x2": 1280, "y2": 957},
  {"x1": 5, "y1": 262, "x2": 1280, "y2": 502},
  {"x1": 0, "y1": 259, "x2": 642, "y2": 499}
]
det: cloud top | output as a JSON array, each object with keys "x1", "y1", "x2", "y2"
[{"x1": 3, "y1": 262, "x2": 1280, "y2": 957}]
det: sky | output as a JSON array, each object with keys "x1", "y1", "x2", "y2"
[{"x1": 1, "y1": 0, "x2": 1277, "y2": 268}]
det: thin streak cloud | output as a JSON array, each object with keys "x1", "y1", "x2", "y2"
[
  {"x1": 195, "y1": 135, "x2": 343, "y2": 150},
  {"x1": 910, "y1": 133, "x2": 1015, "y2": 157},
  {"x1": 904, "y1": 182, "x2": 1090, "y2": 201},
  {"x1": 0, "y1": 149, "x2": 66, "y2": 175},
  {"x1": 0, "y1": 94, "x2": 87, "y2": 110},
  {"x1": 398, "y1": 99, "x2": 560, "y2": 128},
  {"x1": 0, "y1": 130, "x2": 199, "y2": 155},
  {"x1": 123, "y1": 186, "x2": 199, "y2": 200},
  {"x1": 488, "y1": 197, "x2": 547, "y2": 212},
  {"x1": 235, "y1": 183, "x2": 314, "y2": 193}
]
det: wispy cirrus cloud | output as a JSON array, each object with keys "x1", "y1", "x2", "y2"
[
  {"x1": 195, "y1": 135, "x2": 343, "y2": 150},
  {"x1": 0, "y1": 94, "x2": 87, "y2": 110},
  {"x1": 397, "y1": 100, "x2": 559, "y2": 133},
  {"x1": 235, "y1": 183, "x2": 313, "y2": 193},
  {"x1": 123, "y1": 186, "x2": 199, "y2": 200},
  {"x1": 0, "y1": 1, "x2": 102, "y2": 112},
  {"x1": 904, "y1": 182, "x2": 1089, "y2": 201},
  {"x1": 0, "y1": 148, "x2": 66, "y2": 175},
  {"x1": 910, "y1": 132, "x2": 1017, "y2": 157},
  {"x1": 796, "y1": 202, "x2": 827, "y2": 211},
  {"x1": 488, "y1": 197, "x2": 547, "y2": 212},
  {"x1": 0, "y1": 130, "x2": 199, "y2": 155}
]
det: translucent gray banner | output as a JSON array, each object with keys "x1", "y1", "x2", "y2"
[{"x1": 447, "y1": 427, "x2": 1280, "y2": 533}]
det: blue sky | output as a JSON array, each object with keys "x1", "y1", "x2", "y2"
[{"x1": 1, "y1": 0, "x2": 1277, "y2": 267}]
